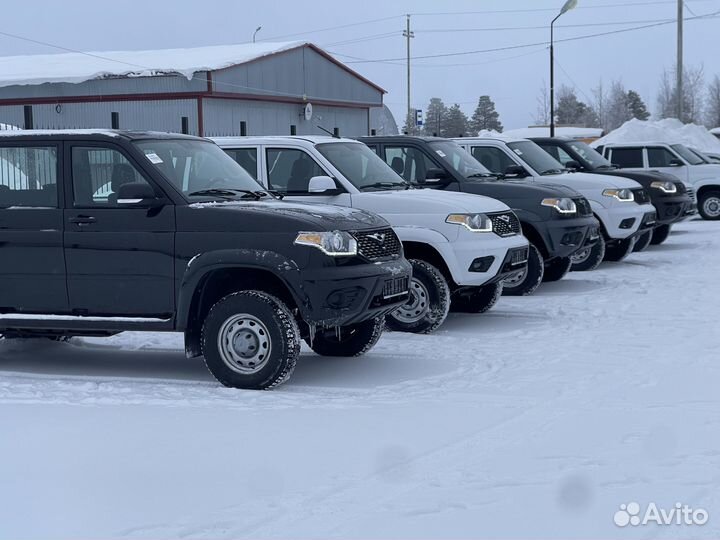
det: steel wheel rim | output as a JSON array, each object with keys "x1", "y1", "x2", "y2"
[
  {"x1": 703, "y1": 196, "x2": 720, "y2": 217},
  {"x1": 392, "y1": 277, "x2": 430, "y2": 323},
  {"x1": 217, "y1": 313, "x2": 272, "y2": 374},
  {"x1": 571, "y1": 247, "x2": 592, "y2": 264},
  {"x1": 503, "y1": 266, "x2": 528, "y2": 287}
]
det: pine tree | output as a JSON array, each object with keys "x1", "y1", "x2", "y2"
[
  {"x1": 422, "y1": 97, "x2": 448, "y2": 136},
  {"x1": 626, "y1": 90, "x2": 650, "y2": 121},
  {"x1": 443, "y1": 104, "x2": 470, "y2": 137},
  {"x1": 555, "y1": 86, "x2": 586, "y2": 125},
  {"x1": 469, "y1": 95, "x2": 503, "y2": 134}
]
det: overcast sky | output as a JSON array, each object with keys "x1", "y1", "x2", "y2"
[{"x1": 2, "y1": 0, "x2": 719, "y2": 129}]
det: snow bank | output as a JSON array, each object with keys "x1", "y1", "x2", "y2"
[
  {"x1": 0, "y1": 42, "x2": 306, "y2": 88},
  {"x1": 503, "y1": 126, "x2": 604, "y2": 139},
  {"x1": 593, "y1": 118, "x2": 720, "y2": 152}
]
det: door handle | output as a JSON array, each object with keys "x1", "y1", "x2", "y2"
[{"x1": 68, "y1": 216, "x2": 97, "y2": 226}]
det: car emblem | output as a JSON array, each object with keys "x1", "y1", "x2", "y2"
[
  {"x1": 499, "y1": 215, "x2": 510, "y2": 223},
  {"x1": 368, "y1": 233, "x2": 386, "y2": 243}
]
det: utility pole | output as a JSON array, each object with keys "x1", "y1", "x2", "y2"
[
  {"x1": 676, "y1": 0, "x2": 684, "y2": 120},
  {"x1": 403, "y1": 14, "x2": 414, "y2": 133}
]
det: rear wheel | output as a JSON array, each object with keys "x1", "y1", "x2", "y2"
[
  {"x1": 571, "y1": 236, "x2": 606, "y2": 272},
  {"x1": 650, "y1": 224, "x2": 671, "y2": 245},
  {"x1": 633, "y1": 229, "x2": 654, "y2": 252},
  {"x1": 502, "y1": 244, "x2": 543, "y2": 296},
  {"x1": 450, "y1": 282, "x2": 503, "y2": 314},
  {"x1": 698, "y1": 190, "x2": 720, "y2": 220},
  {"x1": 306, "y1": 317, "x2": 384, "y2": 357},
  {"x1": 385, "y1": 259, "x2": 450, "y2": 334},
  {"x1": 604, "y1": 237, "x2": 636, "y2": 262},
  {"x1": 542, "y1": 256, "x2": 572, "y2": 282},
  {"x1": 201, "y1": 290, "x2": 300, "y2": 390}
]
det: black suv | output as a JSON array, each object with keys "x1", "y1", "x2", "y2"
[
  {"x1": 0, "y1": 131, "x2": 412, "y2": 389},
  {"x1": 359, "y1": 136, "x2": 600, "y2": 295},
  {"x1": 531, "y1": 137, "x2": 695, "y2": 248}
]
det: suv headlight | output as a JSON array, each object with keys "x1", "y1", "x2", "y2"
[
  {"x1": 294, "y1": 231, "x2": 358, "y2": 256},
  {"x1": 603, "y1": 188, "x2": 634, "y2": 202},
  {"x1": 650, "y1": 181, "x2": 677, "y2": 194},
  {"x1": 541, "y1": 197, "x2": 577, "y2": 214},
  {"x1": 446, "y1": 213, "x2": 493, "y2": 232}
]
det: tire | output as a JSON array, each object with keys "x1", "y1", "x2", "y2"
[
  {"x1": 604, "y1": 237, "x2": 636, "y2": 262},
  {"x1": 502, "y1": 244, "x2": 544, "y2": 296},
  {"x1": 201, "y1": 290, "x2": 300, "y2": 390},
  {"x1": 306, "y1": 317, "x2": 384, "y2": 357},
  {"x1": 385, "y1": 259, "x2": 450, "y2": 334},
  {"x1": 571, "y1": 235, "x2": 606, "y2": 272},
  {"x1": 698, "y1": 190, "x2": 720, "y2": 220},
  {"x1": 633, "y1": 229, "x2": 654, "y2": 252},
  {"x1": 450, "y1": 282, "x2": 504, "y2": 314},
  {"x1": 650, "y1": 224, "x2": 671, "y2": 245},
  {"x1": 542, "y1": 256, "x2": 572, "y2": 282}
]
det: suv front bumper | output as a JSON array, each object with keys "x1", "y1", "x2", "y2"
[
  {"x1": 299, "y1": 258, "x2": 412, "y2": 327},
  {"x1": 596, "y1": 203, "x2": 656, "y2": 240},
  {"x1": 542, "y1": 215, "x2": 601, "y2": 259},
  {"x1": 651, "y1": 193, "x2": 696, "y2": 224}
]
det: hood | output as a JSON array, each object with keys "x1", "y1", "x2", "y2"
[
  {"x1": 594, "y1": 168, "x2": 682, "y2": 188},
  {"x1": 540, "y1": 171, "x2": 642, "y2": 190},
  {"x1": 451, "y1": 179, "x2": 583, "y2": 201},
  {"x1": 352, "y1": 188, "x2": 510, "y2": 214},
  {"x1": 188, "y1": 199, "x2": 388, "y2": 231}
]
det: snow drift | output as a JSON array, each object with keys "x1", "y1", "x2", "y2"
[{"x1": 592, "y1": 118, "x2": 720, "y2": 152}]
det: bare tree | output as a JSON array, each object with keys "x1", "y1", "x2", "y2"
[
  {"x1": 591, "y1": 79, "x2": 608, "y2": 131},
  {"x1": 534, "y1": 80, "x2": 550, "y2": 126},
  {"x1": 605, "y1": 80, "x2": 632, "y2": 131},
  {"x1": 707, "y1": 75, "x2": 720, "y2": 128},
  {"x1": 656, "y1": 64, "x2": 705, "y2": 123}
]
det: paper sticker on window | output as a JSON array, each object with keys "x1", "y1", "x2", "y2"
[
  {"x1": 435, "y1": 150, "x2": 447, "y2": 157},
  {"x1": 145, "y1": 152, "x2": 163, "y2": 164},
  {"x1": 513, "y1": 149, "x2": 523, "y2": 156}
]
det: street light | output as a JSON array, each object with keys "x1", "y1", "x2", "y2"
[
  {"x1": 253, "y1": 26, "x2": 262, "y2": 43},
  {"x1": 550, "y1": 0, "x2": 578, "y2": 137}
]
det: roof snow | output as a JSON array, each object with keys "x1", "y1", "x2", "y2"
[
  {"x1": 0, "y1": 41, "x2": 306, "y2": 88},
  {"x1": 592, "y1": 118, "x2": 720, "y2": 153},
  {"x1": 502, "y1": 126, "x2": 604, "y2": 139}
]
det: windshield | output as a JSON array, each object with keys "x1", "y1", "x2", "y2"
[
  {"x1": 134, "y1": 139, "x2": 266, "y2": 199},
  {"x1": 670, "y1": 144, "x2": 705, "y2": 165},
  {"x1": 428, "y1": 141, "x2": 494, "y2": 178},
  {"x1": 316, "y1": 142, "x2": 407, "y2": 190},
  {"x1": 508, "y1": 140, "x2": 565, "y2": 175},
  {"x1": 567, "y1": 141, "x2": 614, "y2": 168},
  {"x1": 687, "y1": 147, "x2": 712, "y2": 164}
]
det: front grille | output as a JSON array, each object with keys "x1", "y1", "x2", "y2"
[
  {"x1": 632, "y1": 188, "x2": 651, "y2": 204},
  {"x1": 383, "y1": 276, "x2": 409, "y2": 298},
  {"x1": 489, "y1": 211, "x2": 521, "y2": 237},
  {"x1": 510, "y1": 246, "x2": 529, "y2": 265},
  {"x1": 574, "y1": 197, "x2": 593, "y2": 217},
  {"x1": 354, "y1": 228, "x2": 402, "y2": 261},
  {"x1": 686, "y1": 187, "x2": 697, "y2": 203},
  {"x1": 675, "y1": 182, "x2": 687, "y2": 194}
]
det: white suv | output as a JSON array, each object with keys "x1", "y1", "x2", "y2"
[
  {"x1": 596, "y1": 142, "x2": 719, "y2": 220},
  {"x1": 213, "y1": 136, "x2": 529, "y2": 334},
  {"x1": 452, "y1": 137, "x2": 657, "y2": 270}
]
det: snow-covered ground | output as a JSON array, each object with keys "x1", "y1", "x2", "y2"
[{"x1": 1, "y1": 219, "x2": 719, "y2": 539}]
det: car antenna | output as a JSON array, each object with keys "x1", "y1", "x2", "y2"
[{"x1": 317, "y1": 125, "x2": 341, "y2": 139}]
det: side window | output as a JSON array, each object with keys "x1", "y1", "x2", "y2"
[
  {"x1": 647, "y1": 147, "x2": 677, "y2": 167},
  {"x1": 469, "y1": 146, "x2": 515, "y2": 174},
  {"x1": 539, "y1": 144, "x2": 561, "y2": 162},
  {"x1": 71, "y1": 147, "x2": 153, "y2": 207},
  {"x1": 384, "y1": 146, "x2": 437, "y2": 183},
  {"x1": 265, "y1": 148, "x2": 325, "y2": 194},
  {"x1": 225, "y1": 148, "x2": 258, "y2": 180},
  {"x1": 0, "y1": 146, "x2": 58, "y2": 208},
  {"x1": 555, "y1": 147, "x2": 574, "y2": 166},
  {"x1": 609, "y1": 148, "x2": 644, "y2": 168}
]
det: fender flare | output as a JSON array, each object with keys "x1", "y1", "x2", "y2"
[{"x1": 694, "y1": 178, "x2": 720, "y2": 192}]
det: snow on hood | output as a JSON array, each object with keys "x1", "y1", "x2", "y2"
[
  {"x1": 355, "y1": 188, "x2": 510, "y2": 215},
  {"x1": 0, "y1": 41, "x2": 306, "y2": 88},
  {"x1": 593, "y1": 119, "x2": 720, "y2": 153}
]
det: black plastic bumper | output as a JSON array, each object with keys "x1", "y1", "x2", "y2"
[
  {"x1": 541, "y1": 216, "x2": 601, "y2": 259},
  {"x1": 485, "y1": 246, "x2": 530, "y2": 284},
  {"x1": 299, "y1": 258, "x2": 412, "y2": 326},
  {"x1": 652, "y1": 195, "x2": 695, "y2": 225}
]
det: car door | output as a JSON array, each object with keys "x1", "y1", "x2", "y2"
[
  {"x1": 467, "y1": 145, "x2": 518, "y2": 176},
  {"x1": 0, "y1": 141, "x2": 68, "y2": 313},
  {"x1": 381, "y1": 145, "x2": 446, "y2": 185},
  {"x1": 646, "y1": 146, "x2": 689, "y2": 181},
  {"x1": 63, "y1": 142, "x2": 175, "y2": 317}
]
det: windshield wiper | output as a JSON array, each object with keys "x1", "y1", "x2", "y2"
[
  {"x1": 540, "y1": 169, "x2": 564, "y2": 175},
  {"x1": 187, "y1": 188, "x2": 271, "y2": 200},
  {"x1": 359, "y1": 182, "x2": 408, "y2": 191},
  {"x1": 597, "y1": 164, "x2": 619, "y2": 170},
  {"x1": 467, "y1": 172, "x2": 499, "y2": 180}
]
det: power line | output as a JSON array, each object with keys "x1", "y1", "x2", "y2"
[
  {"x1": 414, "y1": 18, "x2": 677, "y2": 33},
  {"x1": 258, "y1": 15, "x2": 402, "y2": 41}
]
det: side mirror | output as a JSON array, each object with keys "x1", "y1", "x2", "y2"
[
  {"x1": 504, "y1": 165, "x2": 528, "y2": 178},
  {"x1": 308, "y1": 175, "x2": 339, "y2": 194},
  {"x1": 117, "y1": 183, "x2": 164, "y2": 206},
  {"x1": 564, "y1": 160, "x2": 582, "y2": 171},
  {"x1": 423, "y1": 168, "x2": 450, "y2": 184},
  {"x1": 669, "y1": 158, "x2": 684, "y2": 167}
]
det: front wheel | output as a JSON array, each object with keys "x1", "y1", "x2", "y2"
[
  {"x1": 650, "y1": 224, "x2": 671, "y2": 245},
  {"x1": 604, "y1": 237, "x2": 636, "y2": 262},
  {"x1": 698, "y1": 190, "x2": 720, "y2": 220},
  {"x1": 542, "y1": 256, "x2": 572, "y2": 282},
  {"x1": 201, "y1": 291, "x2": 300, "y2": 390},
  {"x1": 450, "y1": 282, "x2": 503, "y2": 314},
  {"x1": 633, "y1": 229, "x2": 654, "y2": 252},
  {"x1": 502, "y1": 244, "x2": 543, "y2": 296},
  {"x1": 385, "y1": 259, "x2": 450, "y2": 334},
  {"x1": 571, "y1": 236, "x2": 606, "y2": 272},
  {"x1": 306, "y1": 317, "x2": 384, "y2": 357}
]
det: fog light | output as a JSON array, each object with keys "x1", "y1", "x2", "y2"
[
  {"x1": 619, "y1": 218, "x2": 636, "y2": 229},
  {"x1": 326, "y1": 287, "x2": 364, "y2": 309},
  {"x1": 469, "y1": 256, "x2": 494, "y2": 272},
  {"x1": 561, "y1": 231, "x2": 583, "y2": 246}
]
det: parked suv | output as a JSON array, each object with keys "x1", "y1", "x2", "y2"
[
  {"x1": 358, "y1": 136, "x2": 600, "y2": 295},
  {"x1": 214, "y1": 136, "x2": 529, "y2": 333},
  {"x1": 452, "y1": 137, "x2": 657, "y2": 271},
  {"x1": 531, "y1": 137, "x2": 695, "y2": 248},
  {"x1": 596, "y1": 142, "x2": 720, "y2": 220},
  {"x1": 0, "y1": 130, "x2": 413, "y2": 390}
]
